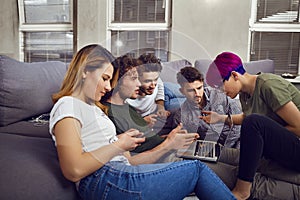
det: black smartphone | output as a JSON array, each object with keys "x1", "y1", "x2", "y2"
[{"x1": 138, "y1": 86, "x2": 147, "y2": 96}]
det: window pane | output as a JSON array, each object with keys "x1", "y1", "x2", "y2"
[
  {"x1": 24, "y1": 0, "x2": 71, "y2": 23},
  {"x1": 250, "y1": 32, "x2": 300, "y2": 75},
  {"x1": 113, "y1": 0, "x2": 165, "y2": 23},
  {"x1": 111, "y1": 30, "x2": 169, "y2": 61},
  {"x1": 23, "y1": 31, "x2": 73, "y2": 63},
  {"x1": 256, "y1": 0, "x2": 299, "y2": 23}
]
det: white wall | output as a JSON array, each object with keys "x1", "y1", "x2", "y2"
[
  {"x1": 0, "y1": 0, "x2": 251, "y2": 63},
  {"x1": 0, "y1": 0, "x2": 19, "y2": 59},
  {"x1": 170, "y1": 0, "x2": 251, "y2": 63},
  {"x1": 76, "y1": 0, "x2": 108, "y2": 50}
]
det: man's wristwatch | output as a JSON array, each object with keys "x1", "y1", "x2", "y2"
[{"x1": 225, "y1": 113, "x2": 233, "y2": 127}]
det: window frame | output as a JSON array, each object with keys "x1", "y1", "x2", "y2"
[
  {"x1": 106, "y1": 0, "x2": 172, "y2": 59},
  {"x1": 248, "y1": 0, "x2": 300, "y2": 74},
  {"x1": 17, "y1": 0, "x2": 73, "y2": 61}
]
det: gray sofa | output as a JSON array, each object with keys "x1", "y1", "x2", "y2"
[
  {"x1": 1, "y1": 55, "x2": 299, "y2": 200},
  {"x1": 0, "y1": 55, "x2": 80, "y2": 200}
]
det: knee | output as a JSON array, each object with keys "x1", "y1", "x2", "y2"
[
  {"x1": 242, "y1": 114, "x2": 266, "y2": 128},
  {"x1": 241, "y1": 114, "x2": 268, "y2": 138},
  {"x1": 187, "y1": 160, "x2": 209, "y2": 173}
]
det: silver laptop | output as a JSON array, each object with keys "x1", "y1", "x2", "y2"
[{"x1": 177, "y1": 140, "x2": 222, "y2": 162}]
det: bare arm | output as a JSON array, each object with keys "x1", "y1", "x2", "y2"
[
  {"x1": 156, "y1": 99, "x2": 170, "y2": 118},
  {"x1": 231, "y1": 113, "x2": 246, "y2": 125},
  {"x1": 156, "y1": 99, "x2": 165, "y2": 110},
  {"x1": 155, "y1": 78, "x2": 170, "y2": 118},
  {"x1": 54, "y1": 118, "x2": 144, "y2": 182},
  {"x1": 200, "y1": 111, "x2": 245, "y2": 125},
  {"x1": 126, "y1": 124, "x2": 199, "y2": 165},
  {"x1": 276, "y1": 101, "x2": 300, "y2": 137}
]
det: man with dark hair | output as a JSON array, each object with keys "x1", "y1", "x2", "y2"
[
  {"x1": 174, "y1": 66, "x2": 241, "y2": 147},
  {"x1": 104, "y1": 55, "x2": 198, "y2": 156},
  {"x1": 173, "y1": 66, "x2": 243, "y2": 189},
  {"x1": 126, "y1": 53, "x2": 173, "y2": 135}
]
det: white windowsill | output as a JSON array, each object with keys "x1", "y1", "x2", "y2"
[{"x1": 285, "y1": 76, "x2": 300, "y2": 83}]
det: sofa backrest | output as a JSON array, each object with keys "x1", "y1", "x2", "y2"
[
  {"x1": 0, "y1": 55, "x2": 68, "y2": 126},
  {"x1": 195, "y1": 59, "x2": 275, "y2": 78},
  {"x1": 160, "y1": 59, "x2": 192, "y2": 111},
  {"x1": 243, "y1": 59, "x2": 275, "y2": 74},
  {"x1": 161, "y1": 58, "x2": 274, "y2": 111},
  {"x1": 160, "y1": 59, "x2": 192, "y2": 83}
]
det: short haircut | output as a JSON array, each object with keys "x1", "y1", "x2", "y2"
[
  {"x1": 137, "y1": 53, "x2": 162, "y2": 75},
  {"x1": 206, "y1": 52, "x2": 245, "y2": 88},
  {"x1": 114, "y1": 54, "x2": 139, "y2": 79},
  {"x1": 177, "y1": 66, "x2": 204, "y2": 86},
  {"x1": 101, "y1": 54, "x2": 138, "y2": 102}
]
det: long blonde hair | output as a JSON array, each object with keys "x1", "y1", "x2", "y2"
[{"x1": 52, "y1": 44, "x2": 119, "y2": 112}]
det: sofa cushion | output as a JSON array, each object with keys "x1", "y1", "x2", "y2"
[
  {"x1": 0, "y1": 133, "x2": 80, "y2": 200},
  {"x1": 252, "y1": 173, "x2": 300, "y2": 200},
  {"x1": 257, "y1": 158, "x2": 300, "y2": 185},
  {"x1": 0, "y1": 120, "x2": 50, "y2": 138},
  {"x1": 161, "y1": 59, "x2": 192, "y2": 83},
  {"x1": 0, "y1": 55, "x2": 67, "y2": 126},
  {"x1": 243, "y1": 59, "x2": 274, "y2": 74},
  {"x1": 194, "y1": 59, "x2": 212, "y2": 78}
]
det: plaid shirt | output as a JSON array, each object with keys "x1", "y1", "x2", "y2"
[{"x1": 173, "y1": 87, "x2": 241, "y2": 148}]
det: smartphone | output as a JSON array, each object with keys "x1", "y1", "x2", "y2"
[{"x1": 138, "y1": 86, "x2": 147, "y2": 96}]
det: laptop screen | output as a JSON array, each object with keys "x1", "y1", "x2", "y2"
[{"x1": 177, "y1": 140, "x2": 222, "y2": 162}]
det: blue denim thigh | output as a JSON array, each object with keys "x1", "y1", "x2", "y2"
[
  {"x1": 78, "y1": 160, "x2": 235, "y2": 200},
  {"x1": 192, "y1": 161, "x2": 236, "y2": 200},
  {"x1": 78, "y1": 163, "x2": 142, "y2": 200}
]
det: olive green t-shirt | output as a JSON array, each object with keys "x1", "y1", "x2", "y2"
[
  {"x1": 104, "y1": 102, "x2": 165, "y2": 153},
  {"x1": 240, "y1": 73, "x2": 300, "y2": 126}
]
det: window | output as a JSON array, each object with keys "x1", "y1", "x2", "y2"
[
  {"x1": 107, "y1": 0, "x2": 171, "y2": 62},
  {"x1": 249, "y1": 0, "x2": 300, "y2": 75},
  {"x1": 18, "y1": 0, "x2": 73, "y2": 63}
]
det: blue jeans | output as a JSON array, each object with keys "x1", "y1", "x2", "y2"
[{"x1": 78, "y1": 160, "x2": 235, "y2": 200}]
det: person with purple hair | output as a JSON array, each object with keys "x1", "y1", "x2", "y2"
[{"x1": 202, "y1": 52, "x2": 300, "y2": 200}]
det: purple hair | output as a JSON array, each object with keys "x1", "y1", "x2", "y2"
[{"x1": 206, "y1": 52, "x2": 245, "y2": 88}]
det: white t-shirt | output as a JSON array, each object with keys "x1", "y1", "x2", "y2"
[
  {"x1": 49, "y1": 96, "x2": 129, "y2": 163},
  {"x1": 126, "y1": 77, "x2": 165, "y2": 117}
]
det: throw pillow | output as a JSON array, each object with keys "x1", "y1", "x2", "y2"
[{"x1": 0, "y1": 55, "x2": 68, "y2": 126}]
